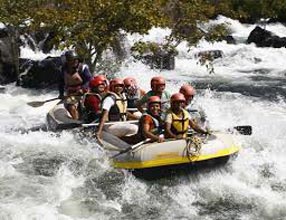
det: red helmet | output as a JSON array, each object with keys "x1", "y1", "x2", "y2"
[
  {"x1": 96, "y1": 74, "x2": 107, "y2": 82},
  {"x1": 171, "y1": 93, "x2": 186, "y2": 103},
  {"x1": 147, "y1": 96, "x2": 161, "y2": 106},
  {"x1": 179, "y1": 84, "x2": 196, "y2": 97},
  {"x1": 123, "y1": 77, "x2": 137, "y2": 87},
  {"x1": 109, "y1": 78, "x2": 124, "y2": 92},
  {"x1": 89, "y1": 75, "x2": 105, "y2": 88},
  {"x1": 151, "y1": 76, "x2": 165, "y2": 89}
]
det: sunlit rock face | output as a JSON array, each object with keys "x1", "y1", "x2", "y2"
[{"x1": 0, "y1": 27, "x2": 19, "y2": 84}]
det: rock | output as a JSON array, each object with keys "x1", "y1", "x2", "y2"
[
  {"x1": 196, "y1": 50, "x2": 223, "y2": 61},
  {"x1": 17, "y1": 56, "x2": 62, "y2": 89},
  {"x1": 143, "y1": 53, "x2": 175, "y2": 70},
  {"x1": 247, "y1": 26, "x2": 286, "y2": 48},
  {"x1": 0, "y1": 27, "x2": 20, "y2": 84},
  {"x1": 224, "y1": 35, "x2": 236, "y2": 44}
]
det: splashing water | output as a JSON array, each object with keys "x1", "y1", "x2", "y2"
[{"x1": 1, "y1": 16, "x2": 286, "y2": 219}]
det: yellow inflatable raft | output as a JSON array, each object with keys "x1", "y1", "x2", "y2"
[{"x1": 112, "y1": 132, "x2": 240, "y2": 178}]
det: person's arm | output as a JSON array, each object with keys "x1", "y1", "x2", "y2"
[
  {"x1": 143, "y1": 118, "x2": 164, "y2": 143},
  {"x1": 126, "y1": 111, "x2": 140, "y2": 120},
  {"x1": 81, "y1": 64, "x2": 92, "y2": 89},
  {"x1": 198, "y1": 107, "x2": 207, "y2": 122},
  {"x1": 189, "y1": 119, "x2": 209, "y2": 135},
  {"x1": 136, "y1": 94, "x2": 148, "y2": 113},
  {"x1": 164, "y1": 113, "x2": 177, "y2": 138},
  {"x1": 95, "y1": 109, "x2": 109, "y2": 139},
  {"x1": 165, "y1": 122, "x2": 177, "y2": 139},
  {"x1": 95, "y1": 96, "x2": 114, "y2": 139}
]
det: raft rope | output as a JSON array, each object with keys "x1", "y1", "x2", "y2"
[{"x1": 184, "y1": 133, "x2": 210, "y2": 161}]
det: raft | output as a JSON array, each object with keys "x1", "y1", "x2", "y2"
[
  {"x1": 46, "y1": 102, "x2": 138, "y2": 131},
  {"x1": 46, "y1": 102, "x2": 83, "y2": 131},
  {"x1": 111, "y1": 132, "x2": 240, "y2": 179}
]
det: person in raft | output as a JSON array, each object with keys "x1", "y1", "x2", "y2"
[
  {"x1": 83, "y1": 75, "x2": 109, "y2": 123},
  {"x1": 136, "y1": 96, "x2": 165, "y2": 143},
  {"x1": 58, "y1": 50, "x2": 92, "y2": 120},
  {"x1": 95, "y1": 78, "x2": 138, "y2": 139},
  {"x1": 123, "y1": 76, "x2": 146, "y2": 119},
  {"x1": 165, "y1": 93, "x2": 210, "y2": 139},
  {"x1": 136, "y1": 76, "x2": 170, "y2": 118},
  {"x1": 179, "y1": 84, "x2": 209, "y2": 129}
]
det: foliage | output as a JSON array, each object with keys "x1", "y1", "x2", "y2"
[
  {"x1": 213, "y1": 0, "x2": 286, "y2": 23},
  {"x1": 0, "y1": 0, "x2": 167, "y2": 72},
  {"x1": 161, "y1": 0, "x2": 230, "y2": 46},
  {"x1": 131, "y1": 41, "x2": 178, "y2": 60},
  {"x1": 1, "y1": 0, "x2": 285, "y2": 74}
]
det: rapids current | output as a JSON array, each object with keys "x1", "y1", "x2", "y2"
[{"x1": 0, "y1": 16, "x2": 286, "y2": 219}]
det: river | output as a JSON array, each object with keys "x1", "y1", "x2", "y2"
[{"x1": 0, "y1": 16, "x2": 286, "y2": 220}]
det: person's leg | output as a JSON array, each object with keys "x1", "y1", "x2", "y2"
[
  {"x1": 105, "y1": 123, "x2": 138, "y2": 137},
  {"x1": 67, "y1": 104, "x2": 79, "y2": 120}
]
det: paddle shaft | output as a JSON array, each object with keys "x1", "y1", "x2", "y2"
[
  {"x1": 112, "y1": 138, "x2": 151, "y2": 158},
  {"x1": 82, "y1": 120, "x2": 138, "y2": 127}
]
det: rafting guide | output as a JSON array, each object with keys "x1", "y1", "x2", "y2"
[{"x1": 58, "y1": 50, "x2": 92, "y2": 120}]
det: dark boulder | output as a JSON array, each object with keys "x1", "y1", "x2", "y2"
[
  {"x1": 247, "y1": 26, "x2": 286, "y2": 48},
  {"x1": 0, "y1": 27, "x2": 20, "y2": 84},
  {"x1": 17, "y1": 56, "x2": 63, "y2": 89},
  {"x1": 224, "y1": 35, "x2": 236, "y2": 44}
]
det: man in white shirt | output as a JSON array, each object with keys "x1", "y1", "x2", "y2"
[{"x1": 96, "y1": 78, "x2": 138, "y2": 139}]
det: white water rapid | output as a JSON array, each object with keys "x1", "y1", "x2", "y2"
[{"x1": 0, "y1": 16, "x2": 286, "y2": 220}]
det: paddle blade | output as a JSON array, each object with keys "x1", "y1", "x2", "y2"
[
  {"x1": 27, "y1": 101, "x2": 45, "y2": 107},
  {"x1": 233, "y1": 126, "x2": 252, "y2": 135},
  {"x1": 27, "y1": 97, "x2": 60, "y2": 108}
]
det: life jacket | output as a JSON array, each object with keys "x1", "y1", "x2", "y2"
[
  {"x1": 64, "y1": 68, "x2": 83, "y2": 94},
  {"x1": 82, "y1": 92, "x2": 103, "y2": 123},
  {"x1": 63, "y1": 64, "x2": 88, "y2": 94},
  {"x1": 103, "y1": 92, "x2": 128, "y2": 121},
  {"x1": 137, "y1": 112, "x2": 163, "y2": 140},
  {"x1": 170, "y1": 109, "x2": 190, "y2": 136},
  {"x1": 84, "y1": 92, "x2": 103, "y2": 112}
]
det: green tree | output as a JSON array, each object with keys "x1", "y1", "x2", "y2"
[{"x1": 0, "y1": 0, "x2": 167, "y2": 72}]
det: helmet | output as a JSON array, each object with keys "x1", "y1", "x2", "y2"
[
  {"x1": 89, "y1": 76, "x2": 105, "y2": 88},
  {"x1": 179, "y1": 84, "x2": 196, "y2": 97},
  {"x1": 65, "y1": 50, "x2": 78, "y2": 61},
  {"x1": 151, "y1": 76, "x2": 165, "y2": 89},
  {"x1": 147, "y1": 96, "x2": 161, "y2": 106},
  {"x1": 95, "y1": 74, "x2": 109, "y2": 85},
  {"x1": 109, "y1": 78, "x2": 124, "y2": 92},
  {"x1": 123, "y1": 77, "x2": 137, "y2": 87},
  {"x1": 171, "y1": 93, "x2": 186, "y2": 103}
]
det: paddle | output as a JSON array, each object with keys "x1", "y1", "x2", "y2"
[
  {"x1": 112, "y1": 138, "x2": 151, "y2": 158},
  {"x1": 189, "y1": 125, "x2": 252, "y2": 136},
  {"x1": 81, "y1": 120, "x2": 138, "y2": 127},
  {"x1": 232, "y1": 125, "x2": 252, "y2": 135},
  {"x1": 27, "y1": 97, "x2": 60, "y2": 107}
]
